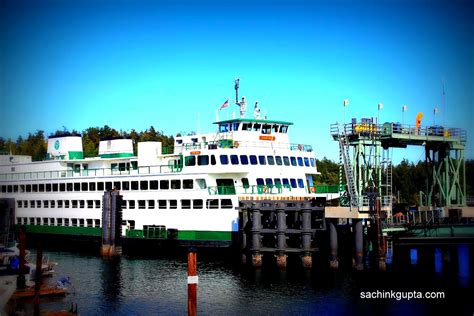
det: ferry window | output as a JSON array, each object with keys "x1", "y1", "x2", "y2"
[
  {"x1": 196, "y1": 178, "x2": 207, "y2": 189},
  {"x1": 219, "y1": 124, "x2": 229, "y2": 133},
  {"x1": 148, "y1": 200, "x2": 155, "y2": 209},
  {"x1": 39, "y1": 184, "x2": 45, "y2": 192},
  {"x1": 290, "y1": 178, "x2": 297, "y2": 188},
  {"x1": 138, "y1": 200, "x2": 146, "y2": 209},
  {"x1": 95, "y1": 200, "x2": 100, "y2": 208},
  {"x1": 50, "y1": 200, "x2": 55, "y2": 208},
  {"x1": 211, "y1": 155, "x2": 216, "y2": 165},
  {"x1": 241, "y1": 178, "x2": 250, "y2": 189},
  {"x1": 297, "y1": 157, "x2": 303, "y2": 166},
  {"x1": 265, "y1": 178, "x2": 273, "y2": 186},
  {"x1": 275, "y1": 156, "x2": 283, "y2": 165},
  {"x1": 0, "y1": 185, "x2": 5, "y2": 193},
  {"x1": 256, "y1": 178, "x2": 264, "y2": 186},
  {"x1": 94, "y1": 219, "x2": 100, "y2": 227},
  {"x1": 220, "y1": 155, "x2": 229, "y2": 165},
  {"x1": 297, "y1": 179, "x2": 305, "y2": 188},
  {"x1": 169, "y1": 200, "x2": 177, "y2": 209},
  {"x1": 150, "y1": 180, "x2": 158, "y2": 190},
  {"x1": 129, "y1": 200, "x2": 135, "y2": 209},
  {"x1": 182, "y1": 199, "x2": 191, "y2": 209},
  {"x1": 74, "y1": 183, "x2": 80, "y2": 191},
  {"x1": 87, "y1": 219, "x2": 93, "y2": 227},
  {"x1": 304, "y1": 158, "x2": 310, "y2": 167},
  {"x1": 64, "y1": 218, "x2": 70, "y2": 227},
  {"x1": 56, "y1": 218, "x2": 62, "y2": 226},
  {"x1": 79, "y1": 200, "x2": 85, "y2": 208},
  {"x1": 32, "y1": 184, "x2": 38, "y2": 192},
  {"x1": 280, "y1": 125, "x2": 288, "y2": 133},
  {"x1": 198, "y1": 155, "x2": 209, "y2": 166},
  {"x1": 310, "y1": 158, "x2": 315, "y2": 167},
  {"x1": 43, "y1": 218, "x2": 49, "y2": 226},
  {"x1": 131, "y1": 181, "x2": 138, "y2": 190},
  {"x1": 59, "y1": 183, "x2": 65, "y2": 192},
  {"x1": 193, "y1": 199, "x2": 203, "y2": 209},
  {"x1": 176, "y1": 139, "x2": 183, "y2": 145},
  {"x1": 17, "y1": 201, "x2": 22, "y2": 208},
  {"x1": 111, "y1": 182, "x2": 120, "y2": 190},
  {"x1": 26, "y1": 185, "x2": 32, "y2": 192},
  {"x1": 86, "y1": 182, "x2": 94, "y2": 191},
  {"x1": 290, "y1": 157, "x2": 297, "y2": 166},
  {"x1": 283, "y1": 156, "x2": 290, "y2": 166},
  {"x1": 249, "y1": 155, "x2": 258, "y2": 165},
  {"x1": 72, "y1": 219, "x2": 78, "y2": 227},
  {"x1": 111, "y1": 163, "x2": 118, "y2": 172},
  {"x1": 185, "y1": 156, "x2": 196, "y2": 166},
  {"x1": 46, "y1": 184, "x2": 51, "y2": 192},
  {"x1": 121, "y1": 199, "x2": 127, "y2": 209},
  {"x1": 230, "y1": 155, "x2": 239, "y2": 165},
  {"x1": 81, "y1": 182, "x2": 88, "y2": 191},
  {"x1": 66, "y1": 183, "x2": 73, "y2": 192},
  {"x1": 12, "y1": 185, "x2": 18, "y2": 192},
  {"x1": 282, "y1": 178, "x2": 289, "y2": 187},
  {"x1": 262, "y1": 124, "x2": 271, "y2": 134},
  {"x1": 274, "y1": 178, "x2": 282, "y2": 186},
  {"x1": 97, "y1": 182, "x2": 104, "y2": 191},
  {"x1": 183, "y1": 179, "x2": 193, "y2": 189},
  {"x1": 119, "y1": 163, "x2": 128, "y2": 172},
  {"x1": 240, "y1": 155, "x2": 249, "y2": 165},
  {"x1": 105, "y1": 182, "x2": 113, "y2": 191},
  {"x1": 272, "y1": 125, "x2": 279, "y2": 133},
  {"x1": 160, "y1": 180, "x2": 169, "y2": 190},
  {"x1": 79, "y1": 219, "x2": 84, "y2": 227},
  {"x1": 36, "y1": 200, "x2": 41, "y2": 207},
  {"x1": 171, "y1": 180, "x2": 181, "y2": 189},
  {"x1": 242, "y1": 123, "x2": 251, "y2": 131},
  {"x1": 72, "y1": 200, "x2": 78, "y2": 208},
  {"x1": 6, "y1": 185, "x2": 12, "y2": 193},
  {"x1": 158, "y1": 200, "x2": 167, "y2": 209},
  {"x1": 52, "y1": 183, "x2": 58, "y2": 192},
  {"x1": 131, "y1": 161, "x2": 138, "y2": 170},
  {"x1": 221, "y1": 199, "x2": 233, "y2": 209},
  {"x1": 267, "y1": 156, "x2": 275, "y2": 165},
  {"x1": 87, "y1": 200, "x2": 93, "y2": 208},
  {"x1": 207, "y1": 199, "x2": 219, "y2": 209},
  {"x1": 65, "y1": 200, "x2": 70, "y2": 208},
  {"x1": 232, "y1": 123, "x2": 239, "y2": 131},
  {"x1": 19, "y1": 185, "x2": 25, "y2": 193},
  {"x1": 50, "y1": 218, "x2": 55, "y2": 225},
  {"x1": 258, "y1": 155, "x2": 266, "y2": 165},
  {"x1": 58, "y1": 200, "x2": 63, "y2": 208},
  {"x1": 29, "y1": 217, "x2": 34, "y2": 225},
  {"x1": 140, "y1": 181, "x2": 148, "y2": 190},
  {"x1": 122, "y1": 181, "x2": 129, "y2": 190},
  {"x1": 253, "y1": 123, "x2": 261, "y2": 132}
]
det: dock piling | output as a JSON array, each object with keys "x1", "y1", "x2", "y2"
[
  {"x1": 354, "y1": 219, "x2": 364, "y2": 270},
  {"x1": 187, "y1": 249, "x2": 197, "y2": 316},
  {"x1": 328, "y1": 219, "x2": 339, "y2": 269}
]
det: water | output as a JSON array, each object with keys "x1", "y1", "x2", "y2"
[{"x1": 16, "y1": 245, "x2": 474, "y2": 315}]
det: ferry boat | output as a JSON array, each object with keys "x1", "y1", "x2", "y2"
[{"x1": 0, "y1": 95, "x2": 337, "y2": 247}]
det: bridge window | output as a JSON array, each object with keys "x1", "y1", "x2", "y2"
[
  {"x1": 283, "y1": 156, "x2": 290, "y2": 166},
  {"x1": 221, "y1": 199, "x2": 233, "y2": 209},
  {"x1": 267, "y1": 156, "x2": 275, "y2": 165},
  {"x1": 240, "y1": 155, "x2": 249, "y2": 165},
  {"x1": 198, "y1": 155, "x2": 209, "y2": 166},
  {"x1": 280, "y1": 125, "x2": 288, "y2": 133},
  {"x1": 310, "y1": 158, "x2": 315, "y2": 167},
  {"x1": 253, "y1": 123, "x2": 261, "y2": 132},
  {"x1": 185, "y1": 156, "x2": 196, "y2": 166},
  {"x1": 220, "y1": 155, "x2": 229, "y2": 165},
  {"x1": 297, "y1": 157, "x2": 303, "y2": 166},
  {"x1": 290, "y1": 178, "x2": 297, "y2": 188},
  {"x1": 262, "y1": 124, "x2": 271, "y2": 134},
  {"x1": 219, "y1": 124, "x2": 229, "y2": 132},
  {"x1": 297, "y1": 179, "x2": 304, "y2": 188},
  {"x1": 230, "y1": 155, "x2": 239, "y2": 165},
  {"x1": 232, "y1": 123, "x2": 240, "y2": 131},
  {"x1": 193, "y1": 199, "x2": 203, "y2": 209},
  {"x1": 275, "y1": 156, "x2": 283, "y2": 166},
  {"x1": 304, "y1": 158, "x2": 310, "y2": 167},
  {"x1": 258, "y1": 155, "x2": 266, "y2": 165}
]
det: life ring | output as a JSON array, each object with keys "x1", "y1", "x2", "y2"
[
  {"x1": 310, "y1": 187, "x2": 315, "y2": 193},
  {"x1": 233, "y1": 141, "x2": 239, "y2": 148},
  {"x1": 297, "y1": 144, "x2": 303, "y2": 151}
]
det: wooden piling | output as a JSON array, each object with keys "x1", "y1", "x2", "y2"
[{"x1": 187, "y1": 250, "x2": 197, "y2": 316}]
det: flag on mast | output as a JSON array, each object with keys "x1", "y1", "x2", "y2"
[{"x1": 219, "y1": 99, "x2": 229, "y2": 110}]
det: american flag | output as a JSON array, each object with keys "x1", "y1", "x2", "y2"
[{"x1": 219, "y1": 99, "x2": 229, "y2": 110}]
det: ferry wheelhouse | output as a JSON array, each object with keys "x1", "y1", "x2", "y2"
[{"x1": 0, "y1": 116, "x2": 331, "y2": 245}]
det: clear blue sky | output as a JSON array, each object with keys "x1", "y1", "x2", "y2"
[{"x1": 1, "y1": 0, "x2": 473, "y2": 163}]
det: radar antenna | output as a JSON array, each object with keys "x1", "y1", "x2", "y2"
[{"x1": 234, "y1": 78, "x2": 240, "y2": 104}]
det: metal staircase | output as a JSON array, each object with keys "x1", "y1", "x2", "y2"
[{"x1": 336, "y1": 125, "x2": 359, "y2": 208}]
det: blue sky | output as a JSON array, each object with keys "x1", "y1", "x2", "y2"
[{"x1": 1, "y1": 0, "x2": 473, "y2": 163}]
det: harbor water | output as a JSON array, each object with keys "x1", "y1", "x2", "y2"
[{"x1": 15, "y1": 244, "x2": 474, "y2": 315}]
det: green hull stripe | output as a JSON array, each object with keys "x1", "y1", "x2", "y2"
[
  {"x1": 99, "y1": 153, "x2": 134, "y2": 158},
  {"x1": 68, "y1": 151, "x2": 84, "y2": 159},
  {"x1": 22, "y1": 225, "x2": 101, "y2": 236},
  {"x1": 177, "y1": 231, "x2": 232, "y2": 241}
]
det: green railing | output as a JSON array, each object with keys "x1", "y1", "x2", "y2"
[
  {"x1": 207, "y1": 184, "x2": 292, "y2": 196},
  {"x1": 174, "y1": 140, "x2": 313, "y2": 153},
  {"x1": 314, "y1": 185, "x2": 342, "y2": 193}
]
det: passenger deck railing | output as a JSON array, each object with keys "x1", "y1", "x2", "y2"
[
  {"x1": 172, "y1": 141, "x2": 313, "y2": 153},
  {"x1": 207, "y1": 184, "x2": 293, "y2": 196}
]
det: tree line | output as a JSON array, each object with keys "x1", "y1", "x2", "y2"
[{"x1": 0, "y1": 128, "x2": 472, "y2": 204}]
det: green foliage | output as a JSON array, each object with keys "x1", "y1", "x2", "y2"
[{"x1": 314, "y1": 157, "x2": 340, "y2": 185}]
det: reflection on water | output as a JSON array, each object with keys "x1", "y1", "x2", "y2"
[{"x1": 35, "y1": 244, "x2": 473, "y2": 315}]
